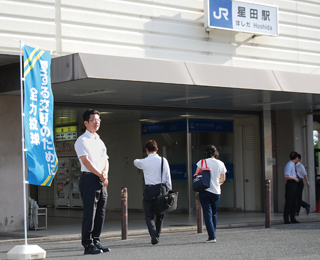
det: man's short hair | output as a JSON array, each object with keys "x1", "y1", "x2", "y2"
[
  {"x1": 289, "y1": 151, "x2": 299, "y2": 160},
  {"x1": 83, "y1": 109, "x2": 100, "y2": 122},
  {"x1": 297, "y1": 154, "x2": 301, "y2": 159},
  {"x1": 145, "y1": 140, "x2": 158, "y2": 152}
]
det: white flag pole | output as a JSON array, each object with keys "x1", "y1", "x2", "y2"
[
  {"x1": 20, "y1": 40, "x2": 28, "y2": 247},
  {"x1": 7, "y1": 40, "x2": 46, "y2": 260}
]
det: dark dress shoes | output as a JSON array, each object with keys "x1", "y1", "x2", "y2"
[
  {"x1": 84, "y1": 244, "x2": 102, "y2": 255},
  {"x1": 284, "y1": 220, "x2": 291, "y2": 224},
  {"x1": 94, "y1": 241, "x2": 110, "y2": 253},
  {"x1": 306, "y1": 204, "x2": 310, "y2": 215},
  {"x1": 291, "y1": 219, "x2": 300, "y2": 223},
  {"x1": 151, "y1": 236, "x2": 159, "y2": 245}
]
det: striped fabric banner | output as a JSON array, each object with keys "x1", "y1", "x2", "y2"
[{"x1": 23, "y1": 45, "x2": 58, "y2": 186}]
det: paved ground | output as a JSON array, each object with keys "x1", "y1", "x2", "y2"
[
  {"x1": 2, "y1": 210, "x2": 320, "y2": 242},
  {"x1": 2, "y1": 221, "x2": 320, "y2": 260}
]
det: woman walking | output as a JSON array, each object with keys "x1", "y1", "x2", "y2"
[{"x1": 194, "y1": 145, "x2": 226, "y2": 243}]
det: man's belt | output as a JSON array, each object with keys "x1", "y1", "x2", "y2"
[
  {"x1": 82, "y1": 172, "x2": 95, "y2": 176},
  {"x1": 145, "y1": 184, "x2": 161, "y2": 187}
]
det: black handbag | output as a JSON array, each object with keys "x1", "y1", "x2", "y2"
[
  {"x1": 154, "y1": 157, "x2": 179, "y2": 215},
  {"x1": 193, "y1": 159, "x2": 211, "y2": 192}
]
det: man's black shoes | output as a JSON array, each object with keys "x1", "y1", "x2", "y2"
[
  {"x1": 306, "y1": 204, "x2": 310, "y2": 215},
  {"x1": 94, "y1": 241, "x2": 110, "y2": 252},
  {"x1": 291, "y1": 219, "x2": 300, "y2": 224},
  {"x1": 84, "y1": 244, "x2": 102, "y2": 255},
  {"x1": 151, "y1": 236, "x2": 159, "y2": 245}
]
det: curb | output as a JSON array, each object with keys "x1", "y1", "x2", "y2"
[{"x1": 1, "y1": 217, "x2": 319, "y2": 245}]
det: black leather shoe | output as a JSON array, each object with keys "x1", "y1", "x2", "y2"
[
  {"x1": 94, "y1": 241, "x2": 110, "y2": 253},
  {"x1": 151, "y1": 236, "x2": 159, "y2": 245},
  {"x1": 84, "y1": 244, "x2": 102, "y2": 255},
  {"x1": 306, "y1": 204, "x2": 310, "y2": 215},
  {"x1": 291, "y1": 219, "x2": 300, "y2": 223},
  {"x1": 284, "y1": 220, "x2": 291, "y2": 224}
]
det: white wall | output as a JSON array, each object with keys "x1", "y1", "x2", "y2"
[
  {"x1": 0, "y1": 95, "x2": 24, "y2": 231},
  {"x1": 0, "y1": 0, "x2": 319, "y2": 74}
]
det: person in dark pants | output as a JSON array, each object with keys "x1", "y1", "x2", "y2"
[
  {"x1": 296, "y1": 154, "x2": 311, "y2": 215},
  {"x1": 194, "y1": 145, "x2": 226, "y2": 243},
  {"x1": 283, "y1": 151, "x2": 300, "y2": 224},
  {"x1": 74, "y1": 109, "x2": 110, "y2": 255},
  {"x1": 133, "y1": 140, "x2": 172, "y2": 245}
]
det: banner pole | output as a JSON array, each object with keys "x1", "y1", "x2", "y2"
[
  {"x1": 7, "y1": 41, "x2": 47, "y2": 260},
  {"x1": 19, "y1": 40, "x2": 28, "y2": 246}
]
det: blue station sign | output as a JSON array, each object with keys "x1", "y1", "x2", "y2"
[
  {"x1": 204, "y1": 0, "x2": 279, "y2": 36},
  {"x1": 142, "y1": 120, "x2": 233, "y2": 135}
]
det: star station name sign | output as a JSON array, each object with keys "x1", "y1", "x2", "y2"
[{"x1": 204, "y1": 0, "x2": 279, "y2": 36}]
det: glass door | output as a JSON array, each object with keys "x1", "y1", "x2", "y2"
[
  {"x1": 191, "y1": 132, "x2": 234, "y2": 210},
  {"x1": 54, "y1": 157, "x2": 70, "y2": 208},
  {"x1": 69, "y1": 157, "x2": 83, "y2": 208}
]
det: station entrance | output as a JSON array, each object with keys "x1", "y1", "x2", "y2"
[{"x1": 31, "y1": 106, "x2": 261, "y2": 216}]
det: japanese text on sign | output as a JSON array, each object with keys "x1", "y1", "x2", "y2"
[{"x1": 205, "y1": 0, "x2": 279, "y2": 36}]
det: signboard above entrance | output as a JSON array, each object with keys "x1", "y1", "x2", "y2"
[
  {"x1": 142, "y1": 119, "x2": 233, "y2": 135},
  {"x1": 204, "y1": 0, "x2": 279, "y2": 36}
]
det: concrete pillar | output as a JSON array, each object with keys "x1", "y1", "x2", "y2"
[
  {"x1": 306, "y1": 114, "x2": 316, "y2": 211},
  {"x1": 0, "y1": 95, "x2": 24, "y2": 232},
  {"x1": 275, "y1": 110, "x2": 295, "y2": 212},
  {"x1": 317, "y1": 130, "x2": 320, "y2": 177}
]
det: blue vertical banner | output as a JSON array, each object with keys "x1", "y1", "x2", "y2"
[{"x1": 23, "y1": 45, "x2": 58, "y2": 186}]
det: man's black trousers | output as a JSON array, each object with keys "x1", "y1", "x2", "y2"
[
  {"x1": 79, "y1": 173, "x2": 108, "y2": 247},
  {"x1": 283, "y1": 180, "x2": 298, "y2": 222},
  {"x1": 296, "y1": 179, "x2": 309, "y2": 213},
  {"x1": 143, "y1": 184, "x2": 164, "y2": 239}
]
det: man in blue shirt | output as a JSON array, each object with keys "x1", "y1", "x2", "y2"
[{"x1": 283, "y1": 151, "x2": 300, "y2": 224}]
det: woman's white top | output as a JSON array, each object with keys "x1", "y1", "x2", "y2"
[{"x1": 196, "y1": 158, "x2": 227, "y2": 195}]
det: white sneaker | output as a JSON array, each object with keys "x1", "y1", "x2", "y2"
[{"x1": 206, "y1": 239, "x2": 216, "y2": 243}]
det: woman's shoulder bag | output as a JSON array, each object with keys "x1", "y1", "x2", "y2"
[{"x1": 192, "y1": 159, "x2": 211, "y2": 192}]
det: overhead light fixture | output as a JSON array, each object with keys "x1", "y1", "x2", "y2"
[
  {"x1": 250, "y1": 100, "x2": 293, "y2": 106},
  {"x1": 139, "y1": 119, "x2": 159, "y2": 123},
  {"x1": 165, "y1": 95, "x2": 211, "y2": 102},
  {"x1": 99, "y1": 112, "x2": 113, "y2": 115},
  {"x1": 71, "y1": 90, "x2": 116, "y2": 97},
  {"x1": 180, "y1": 114, "x2": 194, "y2": 117}
]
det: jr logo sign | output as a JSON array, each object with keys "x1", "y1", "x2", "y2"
[{"x1": 209, "y1": 0, "x2": 232, "y2": 28}]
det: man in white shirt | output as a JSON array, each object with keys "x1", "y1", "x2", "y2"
[
  {"x1": 74, "y1": 109, "x2": 110, "y2": 255},
  {"x1": 296, "y1": 154, "x2": 311, "y2": 215},
  {"x1": 283, "y1": 151, "x2": 300, "y2": 224},
  {"x1": 133, "y1": 140, "x2": 172, "y2": 245}
]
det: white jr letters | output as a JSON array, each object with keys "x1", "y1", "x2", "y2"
[{"x1": 213, "y1": 8, "x2": 229, "y2": 20}]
